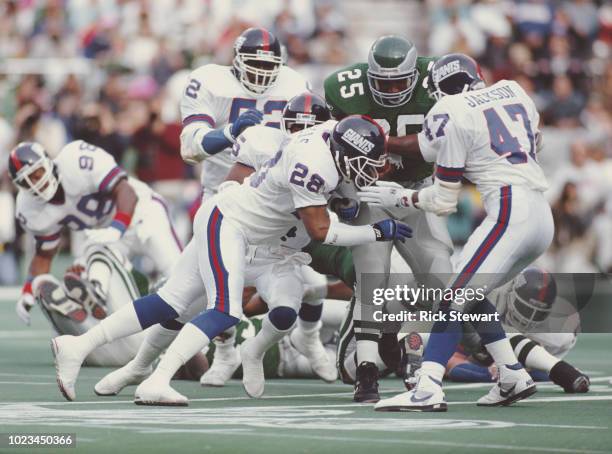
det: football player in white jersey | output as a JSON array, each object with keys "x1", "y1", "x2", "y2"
[
  {"x1": 179, "y1": 27, "x2": 308, "y2": 373},
  {"x1": 50, "y1": 115, "x2": 409, "y2": 405},
  {"x1": 126, "y1": 115, "x2": 412, "y2": 405},
  {"x1": 9, "y1": 141, "x2": 183, "y2": 326},
  {"x1": 179, "y1": 27, "x2": 309, "y2": 198},
  {"x1": 47, "y1": 103, "x2": 380, "y2": 403},
  {"x1": 359, "y1": 54, "x2": 554, "y2": 411},
  {"x1": 200, "y1": 93, "x2": 339, "y2": 390}
]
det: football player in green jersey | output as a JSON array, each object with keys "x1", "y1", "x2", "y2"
[{"x1": 324, "y1": 35, "x2": 453, "y2": 403}]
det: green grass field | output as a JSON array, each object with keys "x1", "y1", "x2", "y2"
[{"x1": 0, "y1": 293, "x2": 611, "y2": 454}]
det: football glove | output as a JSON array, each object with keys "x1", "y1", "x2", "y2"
[
  {"x1": 86, "y1": 226, "x2": 123, "y2": 244},
  {"x1": 16, "y1": 291, "x2": 35, "y2": 325},
  {"x1": 358, "y1": 181, "x2": 416, "y2": 210},
  {"x1": 329, "y1": 197, "x2": 360, "y2": 221},
  {"x1": 372, "y1": 219, "x2": 412, "y2": 242},
  {"x1": 230, "y1": 109, "x2": 264, "y2": 139}
]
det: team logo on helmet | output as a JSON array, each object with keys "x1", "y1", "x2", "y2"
[{"x1": 341, "y1": 129, "x2": 375, "y2": 155}]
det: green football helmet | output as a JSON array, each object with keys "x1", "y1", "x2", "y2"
[{"x1": 367, "y1": 35, "x2": 419, "y2": 107}]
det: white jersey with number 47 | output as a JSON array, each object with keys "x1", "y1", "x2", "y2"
[
  {"x1": 417, "y1": 80, "x2": 548, "y2": 198},
  {"x1": 216, "y1": 120, "x2": 339, "y2": 245}
]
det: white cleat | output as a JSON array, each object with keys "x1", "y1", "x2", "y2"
[
  {"x1": 290, "y1": 324, "x2": 337, "y2": 383},
  {"x1": 375, "y1": 371, "x2": 447, "y2": 412},
  {"x1": 477, "y1": 364, "x2": 537, "y2": 407},
  {"x1": 50, "y1": 335, "x2": 87, "y2": 402},
  {"x1": 200, "y1": 346, "x2": 240, "y2": 387},
  {"x1": 134, "y1": 376, "x2": 188, "y2": 406},
  {"x1": 94, "y1": 362, "x2": 153, "y2": 396},
  {"x1": 240, "y1": 338, "x2": 265, "y2": 398}
]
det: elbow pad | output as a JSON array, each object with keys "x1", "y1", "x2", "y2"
[
  {"x1": 417, "y1": 179, "x2": 461, "y2": 216},
  {"x1": 180, "y1": 123, "x2": 209, "y2": 164}
]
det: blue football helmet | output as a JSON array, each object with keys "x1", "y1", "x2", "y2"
[
  {"x1": 427, "y1": 53, "x2": 485, "y2": 101},
  {"x1": 508, "y1": 268, "x2": 557, "y2": 331}
]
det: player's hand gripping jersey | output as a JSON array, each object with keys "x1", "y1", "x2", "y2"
[
  {"x1": 15, "y1": 140, "x2": 152, "y2": 251},
  {"x1": 216, "y1": 120, "x2": 340, "y2": 244}
]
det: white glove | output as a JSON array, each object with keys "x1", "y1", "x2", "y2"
[
  {"x1": 357, "y1": 181, "x2": 416, "y2": 209},
  {"x1": 16, "y1": 292, "x2": 35, "y2": 326},
  {"x1": 86, "y1": 226, "x2": 123, "y2": 244}
]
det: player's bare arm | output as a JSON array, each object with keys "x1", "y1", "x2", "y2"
[
  {"x1": 111, "y1": 179, "x2": 138, "y2": 217},
  {"x1": 224, "y1": 162, "x2": 255, "y2": 183}
]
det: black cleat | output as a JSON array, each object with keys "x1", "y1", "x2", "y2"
[{"x1": 354, "y1": 361, "x2": 379, "y2": 403}]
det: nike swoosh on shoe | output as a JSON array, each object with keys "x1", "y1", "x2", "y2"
[{"x1": 410, "y1": 392, "x2": 434, "y2": 403}]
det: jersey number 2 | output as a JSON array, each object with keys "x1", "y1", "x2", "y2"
[{"x1": 484, "y1": 103, "x2": 536, "y2": 164}]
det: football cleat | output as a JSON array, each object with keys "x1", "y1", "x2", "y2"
[
  {"x1": 200, "y1": 345, "x2": 241, "y2": 387},
  {"x1": 94, "y1": 362, "x2": 153, "y2": 396},
  {"x1": 134, "y1": 376, "x2": 188, "y2": 406},
  {"x1": 240, "y1": 338, "x2": 265, "y2": 398},
  {"x1": 63, "y1": 272, "x2": 107, "y2": 320},
  {"x1": 37, "y1": 277, "x2": 87, "y2": 323},
  {"x1": 375, "y1": 370, "x2": 447, "y2": 412},
  {"x1": 353, "y1": 361, "x2": 380, "y2": 403},
  {"x1": 568, "y1": 374, "x2": 590, "y2": 393},
  {"x1": 477, "y1": 364, "x2": 537, "y2": 407},
  {"x1": 51, "y1": 335, "x2": 87, "y2": 401},
  {"x1": 290, "y1": 324, "x2": 337, "y2": 383}
]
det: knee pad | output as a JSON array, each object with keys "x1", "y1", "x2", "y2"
[
  {"x1": 269, "y1": 306, "x2": 297, "y2": 331},
  {"x1": 298, "y1": 301, "x2": 323, "y2": 322}
]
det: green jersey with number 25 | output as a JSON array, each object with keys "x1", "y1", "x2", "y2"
[{"x1": 324, "y1": 57, "x2": 436, "y2": 184}]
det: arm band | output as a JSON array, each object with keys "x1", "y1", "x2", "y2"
[
  {"x1": 22, "y1": 274, "x2": 34, "y2": 295},
  {"x1": 110, "y1": 211, "x2": 132, "y2": 234},
  {"x1": 201, "y1": 125, "x2": 234, "y2": 156},
  {"x1": 323, "y1": 220, "x2": 376, "y2": 246}
]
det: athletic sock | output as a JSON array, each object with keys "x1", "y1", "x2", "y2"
[
  {"x1": 80, "y1": 303, "x2": 141, "y2": 352},
  {"x1": 509, "y1": 335, "x2": 558, "y2": 372},
  {"x1": 249, "y1": 316, "x2": 290, "y2": 358},
  {"x1": 151, "y1": 323, "x2": 211, "y2": 383},
  {"x1": 213, "y1": 326, "x2": 237, "y2": 357},
  {"x1": 130, "y1": 324, "x2": 179, "y2": 371},
  {"x1": 298, "y1": 300, "x2": 323, "y2": 332},
  {"x1": 420, "y1": 361, "x2": 446, "y2": 383},
  {"x1": 485, "y1": 337, "x2": 520, "y2": 367},
  {"x1": 356, "y1": 339, "x2": 379, "y2": 364}
]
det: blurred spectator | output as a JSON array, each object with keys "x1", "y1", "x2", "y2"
[
  {"x1": 70, "y1": 103, "x2": 128, "y2": 164},
  {"x1": 545, "y1": 75, "x2": 585, "y2": 127}
]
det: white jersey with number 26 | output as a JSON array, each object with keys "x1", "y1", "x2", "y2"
[{"x1": 417, "y1": 80, "x2": 548, "y2": 199}]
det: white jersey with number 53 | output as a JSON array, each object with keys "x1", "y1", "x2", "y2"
[
  {"x1": 216, "y1": 120, "x2": 339, "y2": 245},
  {"x1": 180, "y1": 64, "x2": 308, "y2": 195},
  {"x1": 417, "y1": 80, "x2": 548, "y2": 198}
]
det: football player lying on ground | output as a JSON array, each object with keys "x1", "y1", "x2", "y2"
[
  {"x1": 50, "y1": 114, "x2": 406, "y2": 403},
  {"x1": 9, "y1": 140, "x2": 183, "y2": 326},
  {"x1": 32, "y1": 246, "x2": 208, "y2": 379},
  {"x1": 401, "y1": 268, "x2": 589, "y2": 393},
  {"x1": 93, "y1": 94, "x2": 341, "y2": 398},
  {"x1": 324, "y1": 35, "x2": 454, "y2": 403},
  {"x1": 359, "y1": 54, "x2": 554, "y2": 411}
]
